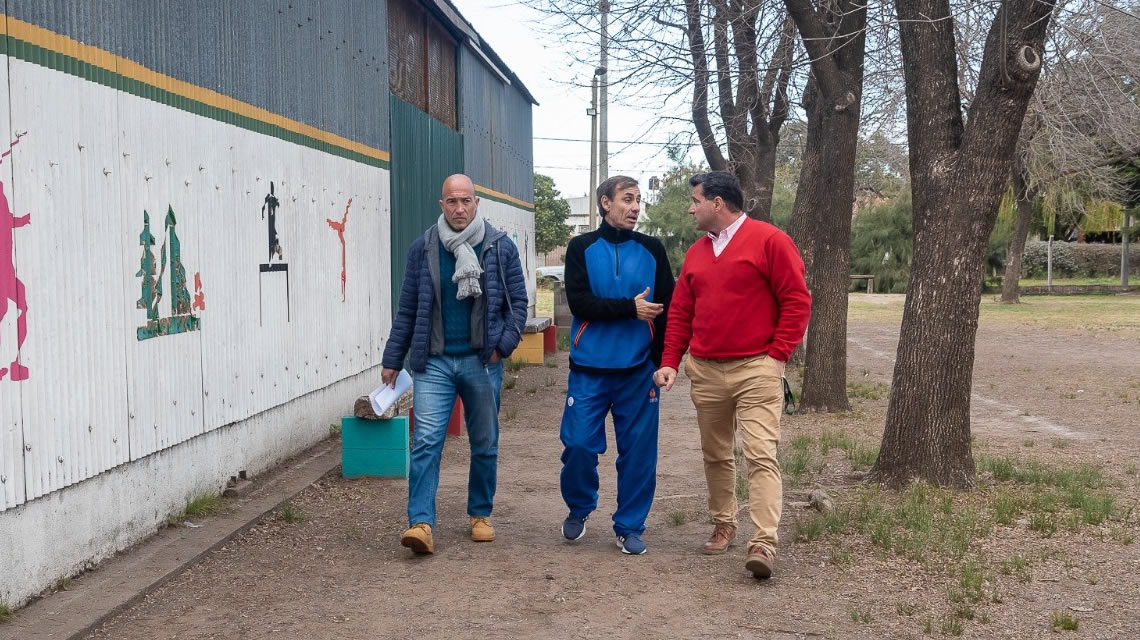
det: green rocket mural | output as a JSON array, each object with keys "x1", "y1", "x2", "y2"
[{"x1": 136, "y1": 206, "x2": 201, "y2": 340}]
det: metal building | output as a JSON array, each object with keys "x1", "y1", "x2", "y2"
[{"x1": 0, "y1": 0, "x2": 536, "y2": 608}]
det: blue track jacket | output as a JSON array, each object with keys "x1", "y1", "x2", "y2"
[{"x1": 564, "y1": 220, "x2": 675, "y2": 374}]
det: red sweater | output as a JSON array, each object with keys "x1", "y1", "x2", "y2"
[{"x1": 661, "y1": 217, "x2": 811, "y2": 369}]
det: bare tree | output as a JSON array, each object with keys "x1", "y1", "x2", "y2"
[
  {"x1": 1001, "y1": 3, "x2": 1140, "y2": 303},
  {"x1": 871, "y1": 0, "x2": 1056, "y2": 488},
  {"x1": 781, "y1": 0, "x2": 867, "y2": 412},
  {"x1": 524, "y1": 0, "x2": 802, "y2": 221},
  {"x1": 685, "y1": 0, "x2": 797, "y2": 219}
]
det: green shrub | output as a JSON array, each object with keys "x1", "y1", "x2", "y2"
[
  {"x1": 850, "y1": 197, "x2": 913, "y2": 293},
  {"x1": 1021, "y1": 240, "x2": 1080, "y2": 277}
]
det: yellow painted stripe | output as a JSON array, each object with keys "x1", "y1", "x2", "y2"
[
  {"x1": 2, "y1": 17, "x2": 390, "y2": 163},
  {"x1": 475, "y1": 184, "x2": 534, "y2": 210}
]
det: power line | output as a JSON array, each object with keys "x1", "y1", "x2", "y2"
[{"x1": 535, "y1": 135, "x2": 683, "y2": 146}]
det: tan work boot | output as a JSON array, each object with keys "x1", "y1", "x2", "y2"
[
  {"x1": 745, "y1": 544, "x2": 775, "y2": 579},
  {"x1": 470, "y1": 516, "x2": 495, "y2": 542},
  {"x1": 401, "y1": 523, "x2": 434, "y2": 554},
  {"x1": 702, "y1": 523, "x2": 736, "y2": 555}
]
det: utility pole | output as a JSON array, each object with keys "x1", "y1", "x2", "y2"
[
  {"x1": 587, "y1": 71, "x2": 600, "y2": 231},
  {"x1": 598, "y1": 0, "x2": 609, "y2": 182},
  {"x1": 1123, "y1": 209, "x2": 1131, "y2": 286}
]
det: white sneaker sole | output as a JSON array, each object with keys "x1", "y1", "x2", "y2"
[
  {"x1": 616, "y1": 538, "x2": 647, "y2": 555},
  {"x1": 563, "y1": 521, "x2": 587, "y2": 541}
]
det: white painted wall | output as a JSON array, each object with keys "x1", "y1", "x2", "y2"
[
  {"x1": 479, "y1": 199, "x2": 537, "y2": 316},
  {"x1": 0, "y1": 56, "x2": 391, "y2": 605}
]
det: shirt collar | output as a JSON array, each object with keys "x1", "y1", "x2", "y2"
[{"x1": 707, "y1": 213, "x2": 747, "y2": 241}]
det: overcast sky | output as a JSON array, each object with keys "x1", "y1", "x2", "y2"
[{"x1": 452, "y1": 0, "x2": 694, "y2": 201}]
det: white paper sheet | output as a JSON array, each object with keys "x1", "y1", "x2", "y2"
[{"x1": 369, "y1": 369, "x2": 413, "y2": 415}]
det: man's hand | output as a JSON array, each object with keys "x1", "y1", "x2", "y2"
[
  {"x1": 654, "y1": 366, "x2": 677, "y2": 391},
  {"x1": 381, "y1": 367, "x2": 400, "y2": 388},
  {"x1": 489, "y1": 351, "x2": 501, "y2": 364},
  {"x1": 634, "y1": 287, "x2": 664, "y2": 321}
]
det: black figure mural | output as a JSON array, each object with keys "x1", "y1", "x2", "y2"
[
  {"x1": 258, "y1": 181, "x2": 290, "y2": 325},
  {"x1": 262, "y1": 181, "x2": 283, "y2": 262}
]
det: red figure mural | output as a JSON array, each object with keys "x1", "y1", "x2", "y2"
[
  {"x1": 0, "y1": 132, "x2": 28, "y2": 382},
  {"x1": 326, "y1": 198, "x2": 352, "y2": 302},
  {"x1": 192, "y1": 271, "x2": 205, "y2": 311}
]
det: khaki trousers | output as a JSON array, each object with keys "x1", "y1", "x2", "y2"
[{"x1": 686, "y1": 354, "x2": 783, "y2": 553}]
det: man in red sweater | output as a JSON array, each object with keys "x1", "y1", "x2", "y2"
[{"x1": 654, "y1": 171, "x2": 811, "y2": 579}]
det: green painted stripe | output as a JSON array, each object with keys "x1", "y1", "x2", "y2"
[{"x1": 4, "y1": 35, "x2": 390, "y2": 170}]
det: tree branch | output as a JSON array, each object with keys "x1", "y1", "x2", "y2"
[{"x1": 685, "y1": 0, "x2": 728, "y2": 170}]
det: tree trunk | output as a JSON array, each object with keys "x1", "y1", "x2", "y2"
[
  {"x1": 740, "y1": 140, "x2": 777, "y2": 222},
  {"x1": 872, "y1": 0, "x2": 1054, "y2": 489},
  {"x1": 1001, "y1": 169, "x2": 1036, "y2": 303},
  {"x1": 789, "y1": 81, "x2": 860, "y2": 412},
  {"x1": 1123, "y1": 209, "x2": 1131, "y2": 286},
  {"x1": 784, "y1": 0, "x2": 866, "y2": 413}
]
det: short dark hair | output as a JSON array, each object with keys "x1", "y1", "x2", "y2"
[
  {"x1": 596, "y1": 175, "x2": 639, "y2": 216},
  {"x1": 689, "y1": 171, "x2": 744, "y2": 212}
]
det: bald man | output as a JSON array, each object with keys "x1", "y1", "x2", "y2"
[{"x1": 382, "y1": 174, "x2": 528, "y2": 555}]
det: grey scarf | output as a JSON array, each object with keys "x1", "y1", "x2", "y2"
[{"x1": 437, "y1": 214, "x2": 486, "y2": 299}]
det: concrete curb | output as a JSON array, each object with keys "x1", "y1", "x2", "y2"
[{"x1": 3, "y1": 439, "x2": 343, "y2": 640}]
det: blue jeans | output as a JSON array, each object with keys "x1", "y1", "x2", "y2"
[
  {"x1": 559, "y1": 361, "x2": 660, "y2": 536},
  {"x1": 408, "y1": 354, "x2": 503, "y2": 527}
]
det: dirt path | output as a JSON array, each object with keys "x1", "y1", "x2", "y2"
[{"x1": 84, "y1": 299, "x2": 1140, "y2": 640}]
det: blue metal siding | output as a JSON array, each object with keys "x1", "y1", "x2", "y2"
[
  {"x1": 5, "y1": 0, "x2": 391, "y2": 152},
  {"x1": 458, "y1": 45, "x2": 534, "y2": 204}
]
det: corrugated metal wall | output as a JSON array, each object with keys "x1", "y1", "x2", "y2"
[
  {"x1": 0, "y1": 0, "x2": 392, "y2": 511},
  {"x1": 458, "y1": 45, "x2": 535, "y2": 205},
  {"x1": 388, "y1": 94, "x2": 464, "y2": 312},
  {"x1": 0, "y1": 0, "x2": 536, "y2": 516},
  {"x1": 4, "y1": 0, "x2": 391, "y2": 153}
]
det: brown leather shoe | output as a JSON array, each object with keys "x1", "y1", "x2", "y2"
[
  {"x1": 745, "y1": 544, "x2": 775, "y2": 579},
  {"x1": 400, "y1": 523, "x2": 434, "y2": 554},
  {"x1": 470, "y1": 517, "x2": 495, "y2": 542},
  {"x1": 702, "y1": 523, "x2": 736, "y2": 555}
]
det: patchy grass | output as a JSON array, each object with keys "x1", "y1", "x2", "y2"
[
  {"x1": 999, "y1": 554, "x2": 1033, "y2": 583},
  {"x1": 279, "y1": 501, "x2": 305, "y2": 523},
  {"x1": 848, "y1": 443, "x2": 879, "y2": 471},
  {"x1": 504, "y1": 359, "x2": 526, "y2": 373},
  {"x1": 779, "y1": 444, "x2": 813, "y2": 488},
  {"x1": 940, "y1": 616, "x2": 965, "y2": 636},
  {"x1": 0, "y1": 602, "x2": 9, "y2": 622},
  {"x1": 668, "y1": 511, "x2": 688, "y2": 526},
  {"x1": 849, "y1": 295, "x2": 1140, "y2": 331},
  {"x1": 819, "y1": 428, "x2": 856, "y2": 455},
  {"x1": 557, "y1": 329, "x2": 570, "y2": 352},
  {"x1": 504, "y1": 406, "x2": 518, "y2": 422},
  {"x1": 328, "y1": 422, "x2": 341, "y2": 437},
  {"x1": 55, "y1": 576, "x2": 72, "y2": 592},
  {"x1": 849, "y1": 607, "x2": 872, "y2": 624},
  {"x1": 895, "y1": 601, "x2": 917, "y2": 617},
  {"x1": 847, "y1": 381, "x2": 889, "y2": 400},
  {"x1": 535, "y1": 286, "x2": 554, "y2": 316},
  {"x1": 1051, "y1": 611, "x2": 1079, "y2": 631},
  {"x1": 503, "y1": 377, "x2": 517, "y2": 391},
  {"x1": 184, "y1": 493, "x2": 227, "y2": 518},
  {"x1": 525, "y1": 386, "x2": 538, "y2": 395}
]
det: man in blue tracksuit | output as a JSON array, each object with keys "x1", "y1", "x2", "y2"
[{"x1": 559, "y1": 175, "x2": 674, "y2": 555}]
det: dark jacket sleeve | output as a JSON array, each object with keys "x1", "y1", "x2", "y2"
[
  {"x1": 564, "y1": 234, "x2": 637, "y2": 321},
  {"x1": 382, "y1": 240, "x2": 422, "y2": 369},
  {"x1": 649, "y1": 239, "x2": 676, "y2": 368},
  {"x1": 496, "y1": 239, "x2": 529, "y2": 357}
]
